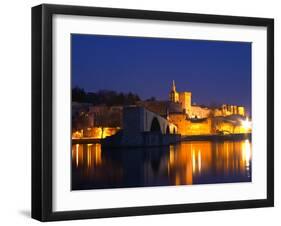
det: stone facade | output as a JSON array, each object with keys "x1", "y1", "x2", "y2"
[
  {"x1": 168, "y1": 113, "x2": 212, "y2": 135},
  {"x1": 167, "y1": 80, "x2": 250, "y2": 136},
  {"x1": 169, "y1": 80, "x2": 246, "y2": 119},
  {"x1": 179, "y1": 92, "x2": 192, "y2": 114},
  {"x1": 190, "y1": 105, "x2": 211, "y2": 119}
]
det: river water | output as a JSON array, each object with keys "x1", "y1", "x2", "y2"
[{"x1": 71, "y1": 140, "x2": 251, "y2": 190}]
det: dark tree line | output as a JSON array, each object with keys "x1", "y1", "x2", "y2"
[{"x1": 72, "y1": 87, "x2": 141, "y2": 106}]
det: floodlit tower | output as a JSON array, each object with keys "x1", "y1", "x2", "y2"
[
  {"x1": 169, "y1": 80, "x2": 179, "y2": 102},
  {"x1": 179, "y1": 91, "x2": 192, "y2": 115},
  {"x1": 172, "y1": 80, "x2": 176, "y2": 92}
]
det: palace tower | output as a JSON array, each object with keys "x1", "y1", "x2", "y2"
[
  {"x1": 169, "y1": 80, "x2": 179, "y2": 102},
  {"x1": 169, "y1": 80, "x2": 192, "y2": 115}
]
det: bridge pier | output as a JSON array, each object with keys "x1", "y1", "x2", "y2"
[{"x1": 102, "y1": 106, "x2": 180, "y2": 148}]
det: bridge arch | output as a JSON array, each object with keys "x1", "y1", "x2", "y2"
[{"x1": 150, "y1": 117, "x2": 161, "y2": 133}]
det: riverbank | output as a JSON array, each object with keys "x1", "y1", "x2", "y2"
[
  {"x1": 72, "y1": 138, "x2": 101, "y2": 144},
  {"x1": 72, "y1": 133, "x2": 251, "y2": 145},
  {"x1": 182, "y1": 133, "x2": 251, "y2": 141}
]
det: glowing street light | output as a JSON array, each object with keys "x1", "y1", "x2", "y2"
[{"x1": 241, "y1": 117, "x2": 251, "y2": 131}]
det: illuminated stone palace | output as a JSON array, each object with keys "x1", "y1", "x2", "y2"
[
  {"x1": 169, "y1": 80, "x2": 245, "y2": 119},
  {"x1": 72, "y1": 81, "x2": 251, "y2": 139},
  {"x1": 167, "y1": 80, "x2": 249, "y2": 135}
]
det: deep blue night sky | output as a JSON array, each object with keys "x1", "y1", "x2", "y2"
[{"x1": 72, "y1": 34, "x2": 251, "y2": 114}]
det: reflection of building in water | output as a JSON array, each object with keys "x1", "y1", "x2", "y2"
[
  {"x1": 72, "y1": 143, "x2": 102, "y2": 169},
  {"x1": 167, "y1": 142, "x2": 212, "y2": 185},
  {"x1": 213, "y1": 140, "x2": 251, "y2": 179},
  {"x1": 166, "y1": 140, "x2": 251, "y2": 185},
  {"x1": 72, "y1": 140, "x2": 251, "y2": 189},
  {"x1": 142, "y1": 146, "x2": 171, "y2": 186},
  {"x1": 71, "y1": 143, "x2": 123, "y2": 189}
]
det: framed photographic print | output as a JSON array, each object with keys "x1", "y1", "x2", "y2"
[{"x1": 32, "y1": 4, "x2": 274, "y2": 221}]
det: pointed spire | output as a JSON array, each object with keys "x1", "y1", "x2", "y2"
[{"x1": 172, "y1": 80, "x2": 176, "y2": 92}]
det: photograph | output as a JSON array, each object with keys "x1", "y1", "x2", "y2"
[
  {"x1": 71, "y1": 34, "x2": 252, "y2": 190},
  {"x1": 30, "y1": 3, "x2": 274, "y2": 221}
]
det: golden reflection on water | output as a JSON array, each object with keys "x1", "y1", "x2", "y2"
[
  {"x1": 72, "y1": 143, "x2": 102, "y2": 169},
  {"x1": 167, "y1": 140, "x2": 252, "y2": 185},
  {"x1": 72, "y1": 140, "x2": 251, "y2": 189}
]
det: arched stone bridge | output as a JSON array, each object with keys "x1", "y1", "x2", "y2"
[{"x1": 123, "y1": 106, "x2": 177, "y2": 135}]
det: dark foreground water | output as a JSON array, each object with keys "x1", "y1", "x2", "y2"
[{"x1": 71, "y1": 140, "x2": 251, "y2": 190}]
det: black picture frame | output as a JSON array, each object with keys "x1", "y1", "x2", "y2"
[{"x1": 32, "y1": 3, "x2": 274, "y2": 222}]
